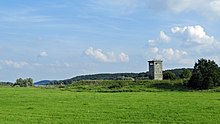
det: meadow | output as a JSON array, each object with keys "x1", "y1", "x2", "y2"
[{"x1": 0, "y1": 87, "x2": 220, "y2": 123}]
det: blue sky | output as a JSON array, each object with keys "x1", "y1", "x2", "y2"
[{"x1": 0, "y1": 0, "x2": 220, "y2": 82}]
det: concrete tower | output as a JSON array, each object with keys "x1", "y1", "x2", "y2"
[{"x1": 148, "y1": 60, "x2": 163, "y2": 80}]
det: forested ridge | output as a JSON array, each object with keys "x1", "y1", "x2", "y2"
[{"x1": 35, "y1": 68, "x2": 193, "y2": 85}]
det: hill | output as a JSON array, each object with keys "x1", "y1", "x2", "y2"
[
  {"x1": 35, "y1": 68, "x2": 192, "y2": 85},
  {"x1": 34, "y1": 80, "x2": 52, "y2": 86}
]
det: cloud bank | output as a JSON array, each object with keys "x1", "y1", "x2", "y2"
[{"x1": 147, "y1": 24, "x2": 220, "y2": 66}]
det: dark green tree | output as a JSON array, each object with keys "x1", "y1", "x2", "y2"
[
  {"x1": 163, "y1": 71, "x2": 176, "y2": 80},
  {"x1": 188, "y1": 58, "x2": 220, "y2": 89},
  {"x1": 180, "y1": 69, "x2": 192, "y2": 79}
]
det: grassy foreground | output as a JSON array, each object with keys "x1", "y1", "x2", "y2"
[{"x1": 0, "y1": 87, "x2": 220, "y2": 123}]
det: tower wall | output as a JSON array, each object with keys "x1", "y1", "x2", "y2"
[{"x1": 148, "y1": 60, "x2": 163, "y2": 80}]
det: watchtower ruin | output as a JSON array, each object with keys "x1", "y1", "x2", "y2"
[{"x1": 148, "y1": 60, "x2": 163, "y2": 80}]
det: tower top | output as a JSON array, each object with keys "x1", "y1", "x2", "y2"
[{"x1": 148, "y1": 59, "x2": 163, "y2": 63}]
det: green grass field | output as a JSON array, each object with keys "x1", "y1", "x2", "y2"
[{"x1": 0, "y1": 87, "x2": 220, "y2": 123}]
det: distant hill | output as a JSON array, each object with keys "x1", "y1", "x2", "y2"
[
  {"x1": 34, "y1": 80, "x2": 52, "y2": 86},
  {"x1": 44, "y1": 72, "x2": 148, "y2": 85},
  {"x1": 36, "y1": 68, "x2": 193, "y2": 85}
]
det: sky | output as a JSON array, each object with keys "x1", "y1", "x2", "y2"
[{"x1": 0, "y1": 0, "x2": 220, "y2": 82}]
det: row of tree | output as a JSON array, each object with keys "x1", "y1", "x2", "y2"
[
  {"x1": 163, "y1": 69, "x2": 192, "y2": 80},
  {"x1": 2, "y1": 58, "x2": 220, "y2": 90}
]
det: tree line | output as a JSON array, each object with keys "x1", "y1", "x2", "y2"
[{"x1": 163, "y1": 58, "x2": 220, "y2": 89}]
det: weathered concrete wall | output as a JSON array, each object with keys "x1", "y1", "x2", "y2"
[{"x1": 148, "y1": 60, "x2": 163, "y2": 80}]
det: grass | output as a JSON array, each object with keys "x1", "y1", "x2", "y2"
[
  {"x1": 65, "y1": 80, "x2": 189, "y2": 92},
  {"x1": 0, "y1": 87, "x2": 220, "y2": 123}
]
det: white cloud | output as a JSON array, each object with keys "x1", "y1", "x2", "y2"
[
  {"x1": 162, "y1": 48, "x2": 187, "y2": 59},
  {"x1": 146, "y1": 24, "x2": 220, "y2": 68},
  {"x1": 210, "y1": 1, "x2": 220, "y2": 15},
  {"x1": 159, "y1": 31, "x2": 171, "y2": 42},
  {"x1": 165, "y1": 0, "x2": 197, "y2": 13},
  {"x1": 171, "y1": 25, "x2": 215, "y2": 45},
  {"x1": 171, "y1": 26, "x2": 184, "y2": 33},
  {"x1": 119, "y1": 52, "x2": 129, "y2": 62},
  {"x1": 149, "y1": 47, "x2": 159, "y2": 53},
  {"x1": 163, "y1": 48, "x2": 174, "y2": 57},
  {"x1": 38, "y1": 51, "x2": 48, "y2": 57},
  {"x1": 147, "y1": 40, "x2": 156, "y2": 46},
  {"x1": 147, "y1": 47, "x2": 187, "y2": 61},
  {"x1": 85, "y1": 47, "x2": 129, "y2": 63},
  {"x1": 146, "y1": 32, "x2": 171, "y2": 48},
  {"x1": 162, "y1": 48, "x2": 187, "y2": 60},
  {"x1": 147, "y1": 0, "x2": 220, "y2": 19},
  {"x1": 1, "y1": 60, "x2": 29, "y2": 68},
  {"x1": 85, "y1": 47, "x2": 115, "y2": 62}
]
